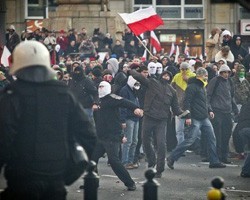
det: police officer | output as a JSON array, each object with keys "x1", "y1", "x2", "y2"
[{"x1": 0, "y1": 40, "x2": 97, "y2": 200}]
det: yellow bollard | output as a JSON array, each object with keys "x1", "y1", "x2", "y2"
[{"x1": 207, "y1": 188, "x2": 222, "y2": 200}]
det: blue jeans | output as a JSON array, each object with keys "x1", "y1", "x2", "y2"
[
  {"x1": 239, "y1": 128, "x2": 250, "y2": 174},
  {"x1": 175, "y1": 117, "x2": 185, "y2": 144},
  {"x1": 83, "y1": 108, "x2": 95, "y2": 125},
  {"x1": 169, "y1": 118, "x2": 220, "y2": 164},
  {"x1": 122, "y1": 119, "x2": 139, "y2": 164}
]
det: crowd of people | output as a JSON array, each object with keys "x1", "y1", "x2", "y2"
[{"x1": 0, "y1": 25, "x2": 250, "y2": 199}]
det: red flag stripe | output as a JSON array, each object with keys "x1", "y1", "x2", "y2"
[
  {"x1": 127, "y1": 15, "x2": 163, "y2": 36},
  {"x1": 150, "y1": 31, "x2": 161, "y2": 52}
]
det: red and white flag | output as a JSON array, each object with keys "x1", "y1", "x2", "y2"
[
  {"x1": 169, "y1": 42, "x2": 175, "y2": 57},
  {"x1": 150, "y1": 31, "x2": 161, "y2": 53},
  {"x1": 119, "y1": 7, "x2": 164, "y2": 36},
  {"x1": 0, "y1": 46, "x2": 11, "y2": 67},
  {"x1": 184, "y1": 43, "x2": 189, "y2": 57}
]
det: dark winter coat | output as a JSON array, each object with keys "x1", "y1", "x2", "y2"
[
  {"x1": 207, "y1": 76, "x2": 238, "y2": 114},
  {"x1": 69, "y1": 73, "x2": 99, "y2": 109},
  {"x1": 119, "y1": 85, "x2": 140, "y2": 123},
  {"x1": 130, "y1": 70, "x2": 182, "y2": 120},
  {"x1": 112, "y1": 44, "x2": 125, "y2": 59},
  {"x1": 95, "y1": 94, "x2": 139, "y2": 142},
  {"x1": 6, "y1": 32, "x2": 20, "y2": 52},
  {"x1": 231, "y1": 35, "x2": 248, "y2": 60},
  {"x1": 233, "y1": 99, "x2": 250, "y2": 153},
  {"x1": 0, "y1": 79, "x2": 97, "y2": 180},
  {"x1": 183, "y1": 77, "x2": 211, "y2": 120}
]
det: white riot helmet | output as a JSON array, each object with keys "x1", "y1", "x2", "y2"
[{"x1": 10, "y1": 40, "x2": 53, "y2": 75}]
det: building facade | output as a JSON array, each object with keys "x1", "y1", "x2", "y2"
[{"x1": 4, "y1": 0, "x2": 250, "y2": 57}]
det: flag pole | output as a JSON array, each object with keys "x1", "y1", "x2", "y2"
[{"x1": 135, "y1": 35, "x2": 154, "y2": 58}]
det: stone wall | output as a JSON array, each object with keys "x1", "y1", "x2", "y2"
[{"x1": 5, "y1": 0, "x2": 241, "y2": 42}]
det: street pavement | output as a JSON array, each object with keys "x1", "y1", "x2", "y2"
[{"x1": 1, "y1": 151, "x2": 249, "y2": 200}]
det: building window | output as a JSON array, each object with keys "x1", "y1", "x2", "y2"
[
  {"x1": 239, "y1": 6, "x2": 250, "y2": 19},
  {"x1": 25, "y1": 0, "x2": 48, "y2": 19},
  {"x1": 134, "y1": 0, "x2": 204, "y2": 19},
  {"x1": 156, "y1": 29, "x2": 204, "y2": 57}
]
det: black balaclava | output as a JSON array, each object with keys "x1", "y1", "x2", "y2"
[
  {"x1": 72, "y1": 66, "x2": 84, "y2": 81},
  {"x1": 160, "y1": 70, "x2": 173, "y2": 85}
]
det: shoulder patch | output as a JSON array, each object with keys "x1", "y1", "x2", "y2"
[{"x1": 110, "y1": 94, "x2": 123, "y2": 100}]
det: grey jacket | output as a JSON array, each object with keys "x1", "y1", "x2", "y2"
[{"x1": 207, "y1": 76, "x2": 238, "y2": 114}]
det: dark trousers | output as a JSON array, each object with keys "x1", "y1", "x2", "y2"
[
  {"x1": 0, "y1": 179, "x2": 66, "y2": 200},
  {"x1": 211, "y1": 111, "x2": 233, "y2": 161},
  {"x1": 166, "y1": 116, "x2": 177, "y2": 152},
  {"x1": 142, "y1": 116, "x2": 167, "y2": 173},
  {"x1": 134, "y1": 117, "x2": 143, "y2": 163},
  {"x1": 239, "y1": 128, "x2": 250, "y2": 174},
  {"x1": 91, "y1": 140, "x2": 135, "y2": 187}
]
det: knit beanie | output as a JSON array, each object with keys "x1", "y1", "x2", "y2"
[
  {"x1": 196, "y1": 67, "x2": 208, "y2": 77},
  {"x1": 218, "y1": 64, "x2": 231, "y2": 73}
]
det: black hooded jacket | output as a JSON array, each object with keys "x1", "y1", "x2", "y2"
[
  {"x1": 231, "y1": 35, "x2": 248, "y2": 60},
  {"x1": 69, "y1": 66, "x2": 99, "y2": 108},
  {"x1": 130, "y1": 69, "x2": 182, "y2": 120},
  {"x1": 183, "y1": 77, "x2": 211, "y2": 120},
  {"x1": 0, "y1": 67, "x2": 97, "y2": 180}
]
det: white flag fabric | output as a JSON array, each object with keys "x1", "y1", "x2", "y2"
[
  {"x1": 118, "y1": 7, "x2": 164, "y2": 36},
  {"x1": 184, "y1": 44, "x2": 189, "y2": 57},
  {"x1": 142, "y1": 49, "x2": 147, "y2": 61},
  {"x1": 174, "y1": 45, "x2": 179, "y2": 63},
  {"x1": 169, "y1": 42, "x2": 175, "y2": 57},
  {"x1": 199, "y1": 54, "x2": 203, "y2": 62},
  {"x1": 0, "y1": 46, "x2": 11, "y2": 67}
]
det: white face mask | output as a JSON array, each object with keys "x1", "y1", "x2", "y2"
[
  {"x1": 239, "y1": 77, "x2": 245, "y2": 83},
  {"x1": 127, "y1": 76, "x2": 137, "y2": 89},
  {"x1": 98, "y1": 81, "x2": 111, "y2": 98},
  {"x1": 147, "y1": 62, "x2": 157, "y2": 75},
  {"x1": 157, "y1": 67, "x2": 163, "y2": 75}
]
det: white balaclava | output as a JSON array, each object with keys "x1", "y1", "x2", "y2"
[
  {"x1": 147, "y1": 62, "x2": 157, "y2": 75},
  {"x1": 98, "y1": 81, "x2": 111, "y2": 98},
  {"x1": 156, "y1": 62, "x2": 163, "y2": 75},
  {"x1": 127, "y1": 75, "x2": 140, "y2": 90}
]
